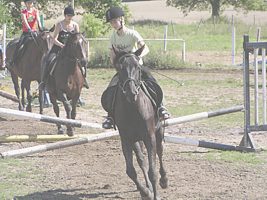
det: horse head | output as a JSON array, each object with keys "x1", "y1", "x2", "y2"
[
  {"x1": 113, "y1": 45, "x2": 145, "y2": 103},
  {"x1": 35, "y1": 25, "x2": 55, "y2": 52},
  {"x1": 63, "y1": 32, "x2": 88, "y2": 67}
]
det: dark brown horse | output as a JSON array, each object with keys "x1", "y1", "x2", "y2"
[
  {"x1": 109, "y1": 47, "x2": 168, "y2": 200},
  {"x1": 5, "y1": 30, "x2": 53, "y2": 114},
  {"x1": 46, "y1": 32, "x2": 87, "y2": 136}
]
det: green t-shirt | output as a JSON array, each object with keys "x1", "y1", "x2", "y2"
[{"x1": 110, "y1": 27, "x2": 144, "y2": 64}]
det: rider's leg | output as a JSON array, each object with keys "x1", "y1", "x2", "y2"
[
  {"x1": 39, "y1": 52, "x2": 56, "y2": 90},
  {"x1": 9, "y1": 33, "x2": 27, "y2": 67},
  {"x1": 142, "y1": 67, "x2": 170, "y2": 120},
  {"x1": 102, "y1": 113, "x2": 114, "y2": 129}
]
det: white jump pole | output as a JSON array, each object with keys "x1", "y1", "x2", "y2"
[
  {"x1": 164, "y1": 134, "x2": 255, "y2": 152},
  {"x1": 163, "y1": 105, "x2": 243, "y2": 127},
  {"x1": 0, "y1": 131, "x2": 118, "y2": 158},
  {"x1": 0, "y1": 107, "x2": 102, "y2": 129},
  {"x1": 0, "y1": 106, "x2": 243, "y2": 130}
]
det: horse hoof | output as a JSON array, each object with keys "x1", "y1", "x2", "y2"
[
  {"x1": 58, "y1": 128, "x2": 64, "y2": 135},
  {"x1": 141, "y1": 188, "x2": 154, "y2": 200},
  {"x1": 26, "y1": 107, "x2": 32, "y2": 112},
  {"x1": 67, "y1": 129, "x2": 73, "y2": 137},
  {"x1": 160, "y1": 177, "x2": 168, "y2": 189}
]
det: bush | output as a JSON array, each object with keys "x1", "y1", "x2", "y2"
[{"x1": 81, "y1": 13, "x2": 107, "y2": 38}]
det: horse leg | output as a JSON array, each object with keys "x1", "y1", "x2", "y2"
[
  {"x1": 133, "y1": 141, "x2": 153, "y2": 192},
  {"x1": 144, "y1": 134, "x2": 160, "y2": 200},
  {"x1": 21, "y1": 80, "x2": 26, "y2": 108},
  {"x1": 156, "y1": 127, "x2": 168, "y2": 189},
  {"x1": 49, "y1": 94, "x2": 64, "y2": 134},
  {"x1": 121, "y1": 138, "x2": 153, "y2": 200},
  {"x1": 10, "y1": 72, "x2": 23, "y2": 111},
  {"x1": 71, "y1": 98, "x2": 78, "y2": 119},
  {"x1": 25, "y1": 81, "x2": 32, "y2": 112},
  {"x1": 58, "y1": 92, "x2": 73, "y2": 136},
  {"x1": 38, "y1": 82, "x2": 43, "y2": 114}
]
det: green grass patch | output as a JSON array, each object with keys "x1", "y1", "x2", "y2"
[
  {"x1": 205, "y1": 151, "x2": 266, "y2": 165},
  {"x1": 0, "y1": 158, "x2": 42, "y2": 199}
]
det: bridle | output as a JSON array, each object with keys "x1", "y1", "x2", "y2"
[
  {"x1": 61, "y1": 33, "x2": 88, "y2": 68},
  {"x1": 117, "y1": 53, "x2": 142, "y2": 95},
  {"x1": 31, "y1": 31, "x2": 51, "y2": 53}
]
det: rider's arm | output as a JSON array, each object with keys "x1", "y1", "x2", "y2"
[
  {"x1": 109, "y1": 48, "x2": 115, "y2": 65},
  {"x1": 36, "y1": 10, "x2": 43, "y2": 31},
  {"x1": 137, "y1": 40, "x2": 149, "y2": 58},
  {"x1": 53, "y1": 23, "x2": 64, "y2": 48},
  {"x1": 21, "y1": 13, "x2": 31, "y2": 31}
]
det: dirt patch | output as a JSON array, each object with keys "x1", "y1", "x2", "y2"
[{"x1": 1, "y1": 69, "x2": 267, "y2": 199}]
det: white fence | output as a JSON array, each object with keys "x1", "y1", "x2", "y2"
[{"x1": 87, "y1": 37, "x2": 186, "y2": 62}]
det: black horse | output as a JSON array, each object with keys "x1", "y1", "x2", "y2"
[{"x1": 102, "y1": 46, "x2": 168, "y2": 200}]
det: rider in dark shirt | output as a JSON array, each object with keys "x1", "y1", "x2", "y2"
[{"x1": 39, "y1": 6, "x2": 89, "y2": 90}]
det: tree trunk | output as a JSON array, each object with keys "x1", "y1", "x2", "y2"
[{"x1": 211, "y1": 0, "x2": 220, "y2": 18}]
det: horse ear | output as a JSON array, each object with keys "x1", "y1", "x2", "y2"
[
  {"x1": 134, "y1": 45, "x2": 145, "y2": 57},
  {"x1": 49, "y1": 24, "x2": 55, "y2": 32}
]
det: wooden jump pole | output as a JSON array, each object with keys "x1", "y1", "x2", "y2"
[
  {"x1": 0, "y1": 131, "x2": 119, "y2": 158},
  {"x1": 0, "y1": 90, "x2": 19, "y2": 103},
  {"x1": 0, "y1": 107, "x2": 102, "y2": 129}
]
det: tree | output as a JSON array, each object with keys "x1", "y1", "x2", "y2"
[
  {"x1": 75, "y1": 0, "x2": 124, "y2": 21},
  {"x1": 166, "y1": 0, "x2": 267, "y2": 18}
]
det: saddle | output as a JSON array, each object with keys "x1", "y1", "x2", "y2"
[
  {"x1": 8, "y1": 33, "x2": 37, "y2": 68},
  {"x1": 101, "y1": 78, "x2": 163, "y2": 115}
]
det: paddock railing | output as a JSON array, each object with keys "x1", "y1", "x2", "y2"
[{"x1": 242, "y1": 34, "x2": 267, "y2": 149}]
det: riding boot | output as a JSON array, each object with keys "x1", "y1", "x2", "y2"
[
  {"x1": 158, "y1": 104, "x2": 170, "y2": 120},
  {"x1": 102, "y1": 114, "x2": 114, "y2": 129},
  {"x1": 39, "y1": 65, "x2": 49, "y2": 90},
  {"x1": 10, "y1": 33, "x2": 27, "y2": 68}
]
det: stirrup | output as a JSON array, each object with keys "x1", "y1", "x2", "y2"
[
  {"x1": 159, "y1": 107, "x2": 170, "y2": 120},
  {"x1": 102, "y1": 117, "x2": 114, "y2": 129}
]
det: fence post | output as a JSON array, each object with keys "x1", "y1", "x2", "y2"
[
  {"x1": 164, "y1": 25, "x2": 168, "y2": 52},
  {"x1": 231, "y1": 15, "x2": 235, "y2": 65},
  {"x1": 2, "y1": 24, "x2": 6, "y2": 69}
]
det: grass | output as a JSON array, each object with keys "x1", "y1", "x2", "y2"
[
  {"x1": 0, "y1": 158, "x2": 42, "y2": 199},
  {"x1": 204, "y1": 150, "x2": 267, "y2": 165}
]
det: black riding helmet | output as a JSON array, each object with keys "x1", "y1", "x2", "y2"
[
  {"x1": 105, "y1": 7, "x2": 124, "y2": 23},
  {"x1": 24, "y1": 0, "x2": 34, "y2": 2},
  {"x1": 64, "y1": 6, "x2": 75, "y2": 16}
]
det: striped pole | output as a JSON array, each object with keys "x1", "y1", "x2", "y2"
[
  {"x1": 0, "y1": 131, "x2": 118, "y2": 158},
  {"x1": 163, "y1": 105, "x2": 243, "y2": 127},
  {"x1": 0, "y1": 108, "x2": 102, "y2": 129},
  {"x1": 164, "y1": 134, "x2": 255, "y2": 152}
]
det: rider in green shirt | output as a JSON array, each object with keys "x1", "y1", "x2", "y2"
[{"x1": 102, "y1": 7, "x2": 170, "y2": 129}]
